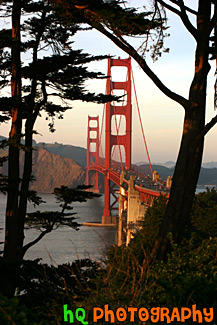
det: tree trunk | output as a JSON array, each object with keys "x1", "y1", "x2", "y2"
[
  {"x1": 1, "y1": 3, "x2": 46, "y2": 297},
  {"x1": 18, "y1": 7, "x2": 46, "y2": 258},
  {"x1": 153, "y1": 0, "x2": 211, "y2": 260},
  {"x1": 1, "y1": 0, "x2": 22, "y2": 297},
  {"x1": 153, "y1": 109, "x2": 205, "y2": 259}
]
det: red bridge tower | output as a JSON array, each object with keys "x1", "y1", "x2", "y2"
[
  {"x1": 102, "y1": 56, "x2": 132, "y2": 224},
  {"x1": 86, "y1": 116, "x2": 99, "y2": 192}
]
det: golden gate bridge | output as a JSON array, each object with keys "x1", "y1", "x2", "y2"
[{"x1": 86, "y1": 57, "x2": 171, "y2": 242}]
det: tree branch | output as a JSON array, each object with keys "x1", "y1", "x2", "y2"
[
  {"x1": 156, "y1": 0, "x2": 181, "y2": 15},
  {"x1": 22, "y1": 227, "x2": 52, "y2": 257},
  {"x1": 93, "y1": 22, "x2": 188, "y2": 108},
  {"x1": 156, "y1": 0, "x2": 198, "y2": 40},
  {"x1": 209, "y1": 4, "x2": 217, "y2": 34},
  {"x1": 195, "y1": 114, "x2": 217, "y2": 141},
  {"x1": 169, "y1": 0, "x2": 197, "y2": 15},
  {"x1": 177, "y1": 0, "x2": 199, "y2": 40}
]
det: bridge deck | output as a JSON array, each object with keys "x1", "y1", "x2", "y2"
[{"x1": 88, "y1": 164, "x2": 170, "y2": 200}]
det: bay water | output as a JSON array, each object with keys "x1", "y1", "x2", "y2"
[
  {"x1": 0, "y1": 186, "x2": 212, "y2": 265},
  {"x1": 0, "y1": 193, "x2": 116, "y2": 265}
]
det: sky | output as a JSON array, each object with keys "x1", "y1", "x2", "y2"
[{"x1": 1, "y1": 1, "x2": 217, "y2": 164}]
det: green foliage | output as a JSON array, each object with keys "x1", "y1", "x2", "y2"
[
  {"x1": 0, "y1": 256, "x2": 102, "y2": 324},
  {"x1": 98, "y1": 238, "x2": 217, "y2": 321},
  {"x1": 52, "y1": 0, "x2": 168, "y2": 60},
  {"x1": 69, "y1": 0, "x2": 162, "y2": 35},
  {"x1": 17, "y1": 258, "x2": 102, "y2": 322},
  {"x1": 190, "y1": 188, "x2": 217, "y2": 244},
  {"x1": 80, "y1": 190, "x2": 217, "y2": 323},
  {"x1": 147, "y1": 238, "x2": 217, "y2": 310},
  {"x1": 0, "y1": 0, "x2": 116, "y2": 131},
  {"x1": 126, "y1": 195, "x2": 167, "y2": 262},
  {"x1": 124, "y1": 189, "x2": 217, "y2": 262},
  {"x1": 103, "y1": 195, "x2": 168, "y2": 304},
  {"x1": 0, "y1": 293, "x2": 30, "y2": 325},
  {"x1": 0, "y1": 261, "x2": 46, "y2": 323}
]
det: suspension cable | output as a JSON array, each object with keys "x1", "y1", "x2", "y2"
[{"x1": 132, "y1": 69, "x2": 153, "y2": 175}]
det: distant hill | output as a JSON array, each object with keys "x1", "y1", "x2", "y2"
[
  {"x1": 0, "y1": 136, "x2": 87, "y2": 168},
  {"x1": 137, "y1": 160, "x2": 217, "y2": 169},
  {"x1": 139, "y1": 164, "x2": 217, "y2": 186},
  {"x1": 30, "y1": 147, "x2": 85, "y2": 192},
  {"x1": 152, "y1": 164, "x2": 174, "y2": 179},
  {"x1": 153, "y1": 161, "x2": 176, "y2": 169},
  {"x1": 0, "y1": 146, "x2": 85, "y2": 192},
  {"x1": 198, "y1": 167, "x2": 217, "y2": 186},
  {"x1": 136, "y1": 161, "x2": 176, "y2": 168},
  {"x1": 202, "y1": 162, "x2": 217, "y2": 169},
  {"x1": 138, "y1": 164, "x2": 174, "y2": 180},
  {"x1": 37, "y1": 142, "x2": 86, "y2": 168}
]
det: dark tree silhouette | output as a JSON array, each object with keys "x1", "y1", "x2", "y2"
[{"x1": 0, "y1": 0, "x2": 112, "y2": 296}]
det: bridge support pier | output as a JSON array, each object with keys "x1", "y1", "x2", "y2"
[
  {"x1": 102, "y1": 175, "x2": 111, "y2": 223},
  {"x1": 102, "y1": 175, "x2": 117, "y2": 224},
  {"x1": 117, "y1": 174, "x2": 148, "y2": 246},
  {"x1": 117, "y1": 171, "x2": 127, "y2": 246},
  {"x1": 127, "y1": 176, "x2": 149, "y2": 244}
]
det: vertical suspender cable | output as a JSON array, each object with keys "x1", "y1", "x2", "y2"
[{"x1": 132, "y1": 69, "x2": 153, "y2": 175}]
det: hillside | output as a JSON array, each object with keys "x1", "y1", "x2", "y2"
[
  {"x1": 198, "y1": 167, "x2": 217, "y2": 186},
  {"x1": 38, "y1": 142, "x2": 86, "y2": 167},
  {"x1": 30, "y1": 147, "x2": 85, "y2": 192},
  {"x1": 139, "y1": 164, "x2": 217, "y2": 186},
  {"x1": 0, "y1": 137, "x2": 87, "y2": 167},
  {"x1": 0, "y1": 147, "x2": 85, "y2": 193}
]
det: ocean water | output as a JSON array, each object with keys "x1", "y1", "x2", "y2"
[
  {"x1": 0, "y1": 186, "x2": 212, "y2": 265},
  {"x1": 0, "y1": 193, "x2": 116, "y2": 265}
]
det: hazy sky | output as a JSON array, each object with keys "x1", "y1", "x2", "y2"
[{"x1": 1, "y1": 1, "x2": 217, "y2": 163}]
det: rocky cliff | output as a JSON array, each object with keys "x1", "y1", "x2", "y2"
[
  {"x1": 1, "y1": 146, "x2": 86, "y2": 193},
  {"x1": 30, "y1": 147, "x2": 85, "y2": 192}
]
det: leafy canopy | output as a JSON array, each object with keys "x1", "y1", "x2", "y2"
[{"x1": 0, "y1": 0, "x2": 115, "y2": 132}]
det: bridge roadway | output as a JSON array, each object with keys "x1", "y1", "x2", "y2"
[{"x1": 88, "y1": 164, "x2": 169, "y2": 204}]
